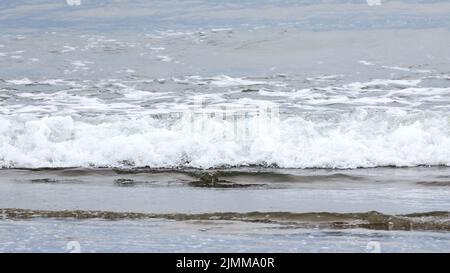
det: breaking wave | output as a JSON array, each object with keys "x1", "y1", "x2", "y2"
[{"x1": 1, "y1": 108, "x2": 450, "y2": 169}]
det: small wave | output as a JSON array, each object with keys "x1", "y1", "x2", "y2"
[{"x1": 2, "y1": 208, "x2": 449, "y2": 231}]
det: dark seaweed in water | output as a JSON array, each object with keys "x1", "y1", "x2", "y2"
[
  {"x1": 188, "y1": 172, "x2": 263, "y2": 188},
  {"x1": 29, "y1": 178, "x2": 83, "y2": 184},
  {"x1": 114, "y1": 178, "x2": 137, "y2": 187},
  {"x1": 30, "y1": 178, "x2": 59, "y2": 184},
  {"x1": 417, "y1": 181, "x2": 450, "y2": 187}
]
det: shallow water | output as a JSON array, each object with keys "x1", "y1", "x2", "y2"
[
  {"x1": 1, "y1": 167, "x2": 450, "y2": 214},
  {"x1": 2, "y1": 218, "x2": 450, "y2": 253},
  {"x1": 1, "y1": 167, "x2": 450, "y2": 252},
  {"x1": 1, "y1": 0, "x2": 450, "y2": 252}
]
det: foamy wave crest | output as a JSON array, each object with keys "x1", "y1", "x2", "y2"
[{"x1": 1, "y1": 110, "x2": 450, "y2": 169}]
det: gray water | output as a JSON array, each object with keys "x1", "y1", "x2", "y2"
[
  {"x1": 1, "y1": 0, "x2": 450, "y2": 252},
  {"x1": 2, "y1": 218, "x2": 450, "y2": 253}
]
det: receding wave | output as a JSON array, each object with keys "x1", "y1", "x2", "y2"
[
  {"x1": 1, "y1": 110, "x2": 450, "y2": 169},
  {"x1": 2, "y1": 208, "x2": 449, "y2": 231}
]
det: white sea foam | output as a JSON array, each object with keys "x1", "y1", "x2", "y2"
[
  {"x1": 61, "y1": 45, "x2": 77, "y2": 53},
  {"x1": 149, "y1": 47, "x2": 165, "y2": 51},
  {"x1": 66, "y1": 0, "x2": 81, "y2": 6},
  {"x1": 156, "y1": 55, "x2": 172, "y2": 62},
  {"x1": 344, "y1": 79, "x2": 421, "y2": 90},
  {"x1": 6, "y1": 78, "x2": 34, "y2": 85},
  {"x1": 306, "y1": 75, "x2": 342, "y2": 82},
  {"x1": 1, "y1": 110, "x2": 449, "y2": 169},
  {"x1": 359, "y1": 60, "x2": 375, "y2": 66},
  {"x1": 173, "y1": 75, "x2": 280, "y2": 87},
  {"x1": 382, "y1": 65, "x2": 431, "y2": 74},
  {"x1": 211, "y1": 28, "x2": 233, "y2": 33},
  {"x1": 123, "y1": 90, "x2": 170, "y2": 100},
  {"x1": 71, "y1": 60, "x2": 89, "y2": 67}
]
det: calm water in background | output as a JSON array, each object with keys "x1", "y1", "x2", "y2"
[{"x1": 1, "y1": 0, "x2": 450, "y2": 252}]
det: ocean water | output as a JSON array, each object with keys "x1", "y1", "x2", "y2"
[{"x1": 1, "y1": 0, "x2": 450, "y2": 252}]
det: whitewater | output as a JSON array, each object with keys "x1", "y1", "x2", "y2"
[
  {"x1": 1, "y1": 109, "x2": 450, "y2": 169},
  {"x1": 1, "y1": 71, "x2": 450, "y2": 169}
]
